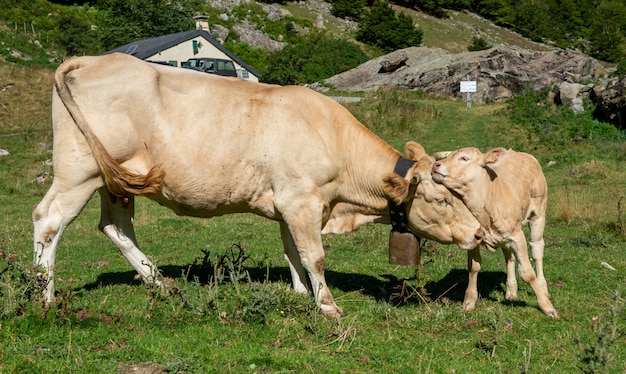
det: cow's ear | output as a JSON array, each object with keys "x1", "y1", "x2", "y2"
[
  {"x1": 482, "y1": 148, "x2": 506, "y2": 165},
  {"x1": 383, "y1": 174, "x2": 411, "y2": 205},
  {"x1": 412, "y1": 155, "x2": 433, "y2": 179},
  {"x1": 405, "y1": 141, "x2": 426, "y2": 160}
]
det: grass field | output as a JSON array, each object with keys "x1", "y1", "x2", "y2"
[{"x1": 1, "y1": 63, "x2": 625, "y2": 373}]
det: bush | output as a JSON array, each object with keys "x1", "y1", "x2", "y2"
[
  {"x1": 504, "y1": 89, "x2": 625, "y2": 153},
  {"x1": 467, "y1": 36, "x2": 492, "y2": 51},
  {"x1": 615, "y1": 59, "x2": 626, "y2": 79},
  {"x1": 0, "y1": 250, "x2": 45, "y2": 318}
]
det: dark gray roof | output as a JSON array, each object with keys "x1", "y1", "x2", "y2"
[{"x1": 102, "y1": 29, "x2": 261, "y2": 78}]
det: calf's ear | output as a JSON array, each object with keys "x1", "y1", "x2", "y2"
[
  {"x1": 383, "y1": 174, "x2": 411, "y2": 205},
  {"x1": 405, "y1": 141, "x2": 426, "y2": 160},
  {"x1": 431, "y1": 151, "x2": 452, "y2": 160},
  {"x1": 482, "y1": 148, "x2": 506, "y2": 165}
]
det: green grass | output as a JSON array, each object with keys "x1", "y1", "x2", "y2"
[{"x1": 1, "y1": 63, "x2": 626, "y2": 373}]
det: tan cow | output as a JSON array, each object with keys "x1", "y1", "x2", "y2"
[
  {"x1": 33, "y1": 53, "x2": 482, "y2": 317},
  {"x1": 431, "y1": 147, "x2": 558, "y2": 317}
]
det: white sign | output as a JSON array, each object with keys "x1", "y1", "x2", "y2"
[{"x1": 460, "y1": 81, "x2": 477, "y2": 93}]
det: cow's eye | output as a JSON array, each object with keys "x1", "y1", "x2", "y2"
[
  {"x1": 459, "y1": 156, "x2": 469, "y2": 162},
  {"x1": 435, "y1": 197, "x2": 449, "y2": 206}
]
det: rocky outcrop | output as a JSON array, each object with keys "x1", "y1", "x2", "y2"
[
  {"x1": 325, "y1": 46, "x2": 606, "y2": 104},
  {"x1": 590, "y1": 77, "x2": 626, "y2": 130},
  {"x1": 232, "y1": 22, "x2": 286, "y2": 52}
]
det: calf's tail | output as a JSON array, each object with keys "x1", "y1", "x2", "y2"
[{"x1": 53, "y1": 57, "x2": 165, "y2": 197}]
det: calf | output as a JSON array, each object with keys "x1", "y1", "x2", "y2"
[{"x1": 432, "y1": 147, "x2": 558, "y2": 317}]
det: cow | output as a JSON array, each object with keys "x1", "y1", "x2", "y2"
[
  {"x1": 431, "y1": 147, "x2": 558, "y2": 317},
  {"x1": 33, "y1": 53, "x2": 483, "y2": 317}
]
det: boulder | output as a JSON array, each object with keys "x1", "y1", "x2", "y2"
[
  {"x1": 379, "y1": 50, "x2": 408, "y2": 73},
  {"x1": 211, "y1": 24, "x2": 230, "y2": 45},
  {"x1": 556, "y1": 82, "x2": 585, "y2": 105},
  {"x1": 325, "y1": 46, "x2": 605, "y2": 104}
]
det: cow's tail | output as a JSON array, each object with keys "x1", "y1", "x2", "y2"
[{"x1": 54, "y1": 58, "x2": 165, "y2": 197}]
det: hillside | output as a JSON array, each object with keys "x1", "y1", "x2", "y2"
[{"x1": 0, "y1": 0, "x2": 556, "y2": 69}]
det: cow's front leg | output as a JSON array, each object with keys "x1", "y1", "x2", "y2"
[
  {"x1": 463, "y1": 247, "x2": 481, "y2": 311},
  {"x1": 278, "y1": 196, "x2": 342, "y2": 318},
  {"x1": 98, "y1": 189, "x2": 158, "y2": 283},
  {"x1": 280, "y1": 222, "x2": 309, "y2": 294}
]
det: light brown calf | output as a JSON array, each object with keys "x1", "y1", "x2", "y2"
[{"x1": 432, "y1": 147, "x2": 558, "y2": 317}]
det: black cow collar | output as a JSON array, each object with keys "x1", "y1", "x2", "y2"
[{"x1": 388, "y1": 157, "x2": 417, "y2": 233}]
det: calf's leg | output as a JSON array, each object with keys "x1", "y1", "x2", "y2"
[
  {"x1": 527, "y1": 214, "x2": 547, "y2": 295},
  {"x1": 510, "y1": 230, "x2": 558, "y2": 318},
  {"x1": 463, "y1": 247, "x2": 482, "y2": 311},
  {"x1": 502, "y1": 247, "x2": 518, "y2": 300}
]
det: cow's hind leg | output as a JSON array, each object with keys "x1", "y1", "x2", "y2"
[
  {"x1": 98, "y1": 189, "x2": 158, "y2": 283},
  {"x1": 33, "y1": 179, "x2": 101, "y2": 304},
  {"x1": 280, "y1": 222, "x2": 309, "y2": 294}
]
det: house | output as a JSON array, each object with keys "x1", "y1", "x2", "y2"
[{"x1": 102, "y1": 26, "x2": 261, "y2": 82}]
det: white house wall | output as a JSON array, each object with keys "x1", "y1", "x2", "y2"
[{"x1": 146, "y1": 36, "x2": 259, "y2": 82}]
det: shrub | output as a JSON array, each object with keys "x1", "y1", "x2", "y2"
[
  {"x1": 504, "y1": 89, "x2": 625, "y2": 153},
  {"x1": 467, "y1": 36, "x2": 492, "y2": 51},
  {"x1": 0, "y1": 250, "x2": 45, "y2": 318},
  {"x1": 615, "y1": 59, "x2": 626, "y2": 79}
]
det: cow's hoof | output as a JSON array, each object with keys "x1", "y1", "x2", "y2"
[
  {"x1": 544, "y1": 309, "x2": 560, "y2": 319},
  {"x1": 462, "y1": 299, "x2": 476, "y2": 312},
  {"x1": 321, "y1": 304, "x2": 343, "y2": 319}
]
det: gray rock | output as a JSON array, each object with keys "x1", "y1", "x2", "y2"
[
  {"x1": 570, "y1": 97, "x2": 585, "y2": 114},
  {"x1": 325, "y1": 46, "x2": 605, "y2": 104},
  {"x1": 233, "y1": 22, "x2": 285, "y2": 52},
  {"x1": 211, "y1": 24, "x2": 230, "y2": 44},
  {"x1": 557, "y1": 82, "x2": 585, "y2": 105}
]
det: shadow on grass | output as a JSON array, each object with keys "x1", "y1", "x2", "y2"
[{"x1": 82, "y1": 263, "x2": 524, "y2": 309}]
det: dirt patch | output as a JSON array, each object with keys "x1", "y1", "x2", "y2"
[{"x1": 116, "y1": 363, "x2": 167, "y2": 374}]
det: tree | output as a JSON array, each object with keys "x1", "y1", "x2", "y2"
[
  {"x1": 262, "y1": 32, "x2": 369, "y2": 85},
  {"x1": 331, "y1": 0, "x2": 367, "y2": 20},
  {"x1": 467, "y1": 36, "x2": 491, "y2": 51},
  {"x1": 546, "y1": 0, "x2": 584, "y2": 48},
  {"x1": 587, "y1": 1, "x2": 625, "y2": 62},
  {"x1": 510, "y1": 0, "x2": 550, "y2": 42},
  {"x1": 356, "y1": 1, "x2": 423, "y2": 54},
  {"x1": 55, "y1": 13, "x2": 100, "y2": 56},
  {"x1": 96, "y1": 0, "x2": 199, "y2": 51}
]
